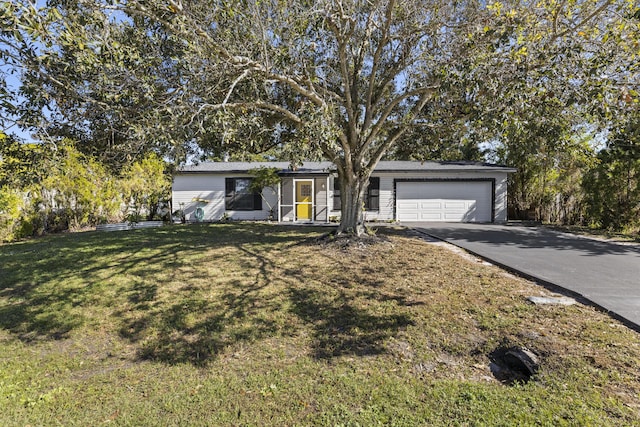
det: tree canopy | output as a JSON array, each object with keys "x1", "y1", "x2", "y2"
[{"x1": 1, "y1": 0, "x2": 639, "y2": 235}]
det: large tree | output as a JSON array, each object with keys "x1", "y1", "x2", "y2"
[
  {"x1": 583, "y1": 109, "x2": 640, "y2": 230},
  {"x1": 2, "y1": 0, "x2": 639, "y2": 235}
]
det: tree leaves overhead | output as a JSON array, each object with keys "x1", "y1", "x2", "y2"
[
  {"x1": 4, "y1": 1, "x2": 639, "y2": 146},
  {"x1": 583, "y1": 111, "x2": 640, "y2": 230},
  {"x1": 1, "y1": 0, "x2": 638, "y2": 233}
]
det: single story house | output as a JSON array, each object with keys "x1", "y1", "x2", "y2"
[{"x1": 172, "y1": 161, "x2": 516, "y2": 223}]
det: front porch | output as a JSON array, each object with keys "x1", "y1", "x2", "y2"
[{"x1": 278, "y1": 175, "x2": 330, "y2": 223}]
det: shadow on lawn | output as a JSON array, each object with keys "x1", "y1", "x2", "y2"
[
  {"x1": 0, "y1": 223, "x2": 292, "y2": 342},
  {"x1": 114, "y1": 225, "x2": 330, "y2": 366},
  {"x1": 118, "y1": 243, "x2": 287, "y2": 366},
  {"x1": 1, "y1": 223, "x2": 414, "y2": 366},
  {"x1": 284, "y1": 232, "x2": 415, "y2": 360},
  {"x1": 116, "y1": 229, "x2": 414, "y2": 365},
  {"x1": 0, "y1": 227, "x2": 191, "y2": 341},
  {"x1": 288, "y1": 286, "x2": 413, "y2": 359}
]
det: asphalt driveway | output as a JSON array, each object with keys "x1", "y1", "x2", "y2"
[{"x1": 409, "y1": 223, "x2": 640, "y2": 330}]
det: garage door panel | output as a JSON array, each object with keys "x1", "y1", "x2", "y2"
[
  {"x1": 421, "y1": 212, "x2": 444, "y2": 221},
  {"x1": 444, "y1": 201, "x2": 467, "y2": 210},
  {"x1": 444, "y1": 212, "x2": 468, "y2": 220},
  {"x1": 397, "y1": 201, "x2": 419, "y2": 210},
  {"x1": 421, "y1": 201, "x2": 442, "y2": 209},
  {"x1": 396, "y1": 182, "x2": 492, "y2": 222}
]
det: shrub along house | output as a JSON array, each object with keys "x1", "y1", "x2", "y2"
[{"x1": 172, "y1": 161, "x2": 516, "y2": 223}]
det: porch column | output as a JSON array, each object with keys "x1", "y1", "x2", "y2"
[
  {"x1": 277, "y1": 180, "x2": 281, "y2": 222},
  {"x1": 326, "y1": 174, "x2": 330, "y2": 223}
]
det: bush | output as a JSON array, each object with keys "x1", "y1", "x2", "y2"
[
  {"x1": 0, "y1": 138, "x2": 170, "y2": 241},
  {"x1": 0, "y1": 187, "x2": 24, "y2": 242},
  {"x1": 121, "y1": 153, "x2": 171, "y2": 221}
]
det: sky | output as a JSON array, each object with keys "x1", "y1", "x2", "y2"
[
  {"x1": 1, "y1": 71, "x2": 34, "y2": 142},
  {"x1": 1, "y1": 0, "x2": 50, "y2": 143}
]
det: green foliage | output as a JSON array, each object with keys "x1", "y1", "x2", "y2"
[
  {"x1": 583, "y1": 116, "x2": 640, "y2": 231},
  {"x1": 248, "y1": 166, "x2": 280, "y2": 193},
  {"x1": 0, "y1": 132, "x2": 48, "y2": 188},
  {"x1": 0, "y1": 139, "x2": 133, "y2": 242},
  {"x1": 121, "y1": 153, "x2": 171, "y2": 221},
  {"x1": 0, "y1": 146, "x2": 174, "y2": 242},
  {"x1": 493, "y1": 112, "x2": 597, "y2": 223},
  {"x1": 249, "y1": 166, "x2": 281, "y2": 217},
  {"x1": 35, "y1": 141, "x2": 123, "y2": 230},
  {"x1": 2, "y1": 1, "x2": 639, "y2": 234},
  {"x1": 0, "y1": 186, "x2": 23, "y2": 241},
  {"x1": 0, "y1": 133, "x2": 43, "y2": 240},
  {"x1": 0, "y1": 138, "x2": 174, "y2": 242}
]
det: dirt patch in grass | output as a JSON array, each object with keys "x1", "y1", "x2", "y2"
[
  {"x1": 313, "y1": 229, "x2": 396, "y2": 252},
  {"x1": 1, "y1": 223, "x2": 639, "y2": 425}
]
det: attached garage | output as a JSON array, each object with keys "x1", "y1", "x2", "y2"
[
  {"x1": 396, "y1": 180, "x2": 494, "y2": 222},
  {"x1": 173, "y1": 161, "x2": 515, "y2": 224}
]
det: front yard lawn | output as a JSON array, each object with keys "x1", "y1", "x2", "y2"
[{"x1": 1, "y1": 223, "x2": 639, "y2": 425}]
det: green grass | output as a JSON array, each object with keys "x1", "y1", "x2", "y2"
[
  {"x1": 545, "y1": 224, "x2": 640, "y2": 243},
  {"x1": 1, "y1": 223, "x2": 639, "y2": 426}
]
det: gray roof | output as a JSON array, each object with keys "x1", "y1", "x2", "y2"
[
  {"x1": 374, "y1": 161, "x2": 516, "y2": 172},
  {"x1": 178, "y1": 161, "x2": 333, "y2": 174},
  {"x1": 176, "y1": 160, "x2": 515, "y2": 174}
]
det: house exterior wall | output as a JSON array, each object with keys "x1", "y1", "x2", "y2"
[
  {"x1": 172, "y1": 174, "x2": 277, "y2": 221},
  {"x1": 327, "y1": 175, "x2": 395, "y2": 221},
  {"x1": 278, "y1": 176, "x2": 328, "y2": 222},
  {"x1": 172, "y1": 168, "x2": 510, "y2": 223},
  {"x1": 493, "y1": 174, "x2": 509, "y2": 222},
  {"x1": 314, "y1": 177, "x2": 328, "y2": 222},
  {"x1": 327, "y1": 171, "x2": 509, "y2": 223},
  {"x1": 280, "y1": 178, "x2": 294, "y2": 221}
]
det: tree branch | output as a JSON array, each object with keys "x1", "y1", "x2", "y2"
[
  {"x1": 222, "y1": 69, "x2": 251, "y2": 106},
  {"x1": 363, "y1": 0, "x2": 395, "y2": 135},
  {"x1": 188, "y1": 102, "x2": 302, "y2": 126},
  {"x1": 362, "y1": 85, "x2": 438, "y2": 152},
  {"x1": 549, "y1": 0, "x2": 613, "y2": 44},
  {"x1": 326, "y1": 7, "x2": 358, "y2": 147}
]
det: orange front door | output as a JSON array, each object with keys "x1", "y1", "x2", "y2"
[{"x1": 295, "y1": 181, "x2": 313, "y2": 220}]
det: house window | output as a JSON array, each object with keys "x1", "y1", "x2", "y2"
[
  {"x1": 300, "y1": 183, "x2": 312, "y2": 197},
  {"x1": 367, "y1": 177, "x2": 380, "y2": 210},
  {"x1": 332, "y1": 177, "x2": 380, "y2": 211},
  {"x1": 333, "y1": 179, "x2": 341, "y2": 211},
  {"x1": 225, "y1": 178, "x2": 262, "y2": 210}
]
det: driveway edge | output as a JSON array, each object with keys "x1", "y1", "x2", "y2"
[{"x1": 411, "y1": 227, "x2": 640, "y2": 334}]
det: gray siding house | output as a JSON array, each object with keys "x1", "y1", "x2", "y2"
[{"x1": 172, "y1": 161, "x2": 516, "y2": 223}]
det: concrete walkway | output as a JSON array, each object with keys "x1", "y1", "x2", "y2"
[{"x1": 409, "y1": 223, "x2": 640, "y2": 331}]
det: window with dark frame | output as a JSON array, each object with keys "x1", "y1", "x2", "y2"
[
  {"x1": 225, "y1": 178, "x2": 262, "y2": 211},
  {"x1": 333, "y1": 179, "x2": 341, "y2": 211},
  {"x1": 332, "y1": 177, "x2": 380, "y2": 211},
  {"x1": 367, "y1": 177, "x2": 380, "y2": 210}
]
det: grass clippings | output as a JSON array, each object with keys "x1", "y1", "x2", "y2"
[{"x1": 1, "y1": 223, "x2": 639, "y2": 426}]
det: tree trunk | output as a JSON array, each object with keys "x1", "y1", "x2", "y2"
[{"x1": 336, "y1": 171, "x2": 368, "y2": 237}]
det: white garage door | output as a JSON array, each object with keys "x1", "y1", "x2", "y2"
[{"x1": 396, "y1": 181, "x2": 493, "y2": 222}]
